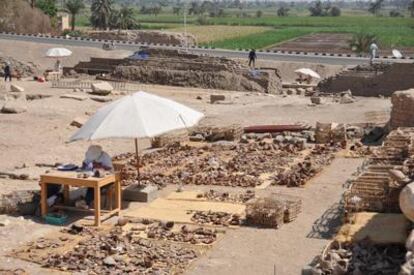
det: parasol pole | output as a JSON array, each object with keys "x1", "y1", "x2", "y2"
[{"x1": 134, "y1": 138, "x2": 140, "y2": 183}]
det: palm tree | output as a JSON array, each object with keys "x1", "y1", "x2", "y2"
[
  {"x1": 118, "y1": 6, "x2": 136, "y2": 30},
  {"x1": 409, "y1": 0, "x2": 414, "y2": 17},
  {"x1": 91, "y1": 0, "x2": 113, "y2": 30},
  {"x1": 65, "y1": 0, "x2": 85, "y2": 31},
  {"x1": 368, "y1": 0, "x2": 384, "y2": 15}
]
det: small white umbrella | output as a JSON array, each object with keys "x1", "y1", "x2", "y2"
[
  {"x1": 294, "y1": 68, "x2": 321, "y2": 79},
  {"x1": 392, "y1": 49, "x2": 403, "y2": 59},
  {"x1": 70, "y1": 91, "x2": 204, "y2": 179},
  {"x1": 45, "y1": 48, "x2": 72, "y2": 58}
]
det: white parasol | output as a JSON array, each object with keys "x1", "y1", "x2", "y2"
[
  {"x1": 294, "y1": 68, "x2": 321, "y2": 79},
  {"x1": 70, "y1": 91, "x2": 204, "y2": 180},
  {"x1": 45, "y1": 48, "x2": 72, "y2": 58},
  {"x1": 392, "y1": 49, "x2": 403, "y2": 59}
]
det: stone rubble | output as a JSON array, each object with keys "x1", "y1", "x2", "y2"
[
  {"x1": 42, "y1": 226, "x2": 198, "y2": 274},
  {"x1": 307, "y1": 241, "x2": 405, "y2": 275},
  {"x1": 197, "y1": 189, "x2": 255, "y2": 204},
  {"x1": 189, "y1": 211, "x2": 241, "y2": 226},
  {"x1": 144, "y1": 222, "x2": 218, "y2": 245}
]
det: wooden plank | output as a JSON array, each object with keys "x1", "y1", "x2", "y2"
[
  {"x1": 63, "y1": 185, "x2": 70, "y2": 204},
  {"x1": 40, "y1": 181, "x2": 47, "y2": 217},
  {"x1": 115, "y1": 175, "x2": 121, "y2": 214},
  {"x1": 41, "y1": 173, "x2": 116, "y2": 188},
  {"x1": 94, "y1": 186, "x2": 101, "y2": 227},
  {"x1": 101, "y1": 209, "x2": 120, "y2": 221}
]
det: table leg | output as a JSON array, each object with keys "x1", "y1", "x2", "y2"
[
  {"x1": 115, "y1": 179, "x2": 121, "y2": 216},
  {"x1": 63, "y1": 185, "x2": 70, "y2": 205},
  {"x1": 107, "y1": 186, "x2": 113, "y2": 210},
  {"x1": 94, "y1": 186, "x2": 101, "y2": 227},
  {"x1": 40, "y1": 181, "x2": 48, "y2": 217}
]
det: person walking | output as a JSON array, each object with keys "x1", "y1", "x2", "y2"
[
  {"x1": 248, "y1": 49, "x2": 257, "y2": 68},
  {"x1": 4, "y1": 62, "x2": 12, "y2": 82},
  {"x1": 369, "y1": 42, "x2": 378, "y2": 65}
]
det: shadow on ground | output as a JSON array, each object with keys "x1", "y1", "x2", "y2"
[{"x1": 307, "y1": 202, "x2": 343, "y2": 239}]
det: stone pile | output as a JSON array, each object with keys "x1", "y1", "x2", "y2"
[
  {"x1": 151, "y1": 130, "x2": 189, "y2": 148},
  {"x1": 401, "y1": 230, "x2": 414, "y2": 274},
  {"x1": 389, "y1": 89, "x2": 414, "y2": 129},
  {"x1": 189, "y1": 211, "x2": 241, "y2": 226},
  {"x1": 189, "y1": 124, "x2": 244, "y2": 142},
  {"x1": 114, "y1": 135, "x2": 335, "y2": 189},
  {"x1": 274, "y1": 145, "x2": 336, "y2": 187},
  {"x1": 42, "y1": 226, "x2": 198, "y2": 273},
  {"x1": 245, "y1": 197, "x2": 285, "y2": 229},
  {"x1": 0, "y1": 190, "x2": 38, "y2": 215},
  {"x1": 145, "y1": 223, "x2": 217, "y2": 245},
  {"x1": 0, "y1": 56, "x2": 38, "y2": 78},
  {"x1": 197, "y1": 189, "x2": 255, "y2": 204},
  {"x1": 306, "y1": 241, "x2": 405, "y2": 274}
]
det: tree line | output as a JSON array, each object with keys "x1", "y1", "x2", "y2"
[{"x1": 31, "y1": 0, "x2": 138, "y2": 31}]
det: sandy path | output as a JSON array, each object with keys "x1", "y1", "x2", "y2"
[{"x1": 187, "y1": 157, "x2": 362, "y2": 275}]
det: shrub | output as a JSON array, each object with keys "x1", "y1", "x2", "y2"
[
  {"x1": 256, "y1": 10, "x2": 263, "y2": 18},
  {"x1": 348, "y1": 33, "x2": 377, "y2": 54},
  {"x1": 196, "y1": 15, "x2": 209, "y2": 25},
  {"x1": 277, "y1": 7, "x2": 290, "y2": 16},
  {"x1": 389, "y1": 10, "x2": 404, "y2": 17},
  {"x1": 62, "y1": 29, "x2": 83, "y2": 37},
  {"x1": 330, "y1": 6, "x2": 341, "y2": 16}
]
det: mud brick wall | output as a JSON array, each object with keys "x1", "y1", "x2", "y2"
[
  {"x1": 390, "y1": 89, "x2": 414, "y2": 129},
  {"x1": 318, "y1": 63, "x2": 414, "y2": 97}
]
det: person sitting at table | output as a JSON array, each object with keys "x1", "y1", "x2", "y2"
[{"x1": 83, "y1": 145, "x2": 113, "y2": 207}]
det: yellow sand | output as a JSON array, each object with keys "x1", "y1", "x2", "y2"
[
  {"x1": 335, "y1": 212, "x2": 410, "y2": 244},
  {"x1": 124, "y1": 192, "x2": 245, "y2": 224}
]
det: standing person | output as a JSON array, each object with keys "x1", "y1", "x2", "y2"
[
  {"x1": 55, "y1": 60, "x2": 62, "y2": 73},
  {"x1": 4, "y1": 62, "x2": 12, "y2": 82},
  {"x1": 369, "y1": 42, "x2": 378, "y2": 65},
  {"x1": 248, "y1": 49, "x2": 257, "y2": 68}
]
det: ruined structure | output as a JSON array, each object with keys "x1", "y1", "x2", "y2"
[
  {"x1": 87, "y1": 30, "x2": 197, "y2": 47},
  {"x1": 318, "y1": 63, "x2": 414, "y2": 97},
  {"x1": 390, "y1": 89, "x2": 414, "y2": 129},
  {"x1": 70, "y1": 49, "x2": 282, "y2": 94}
]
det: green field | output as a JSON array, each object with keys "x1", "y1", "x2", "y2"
[{"x1": 74, "y1": 7, "x2": 414, "y2": 50}]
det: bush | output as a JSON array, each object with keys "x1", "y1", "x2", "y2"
[
  {"x1": 330, "y1": 6, "x2": 341, "y2": 16},
  {"x1": 196, "y1": 15, "x2": 209, "y2": 25},
  {"x1": 256, "y1": 10, "x2": 263, "y2": 18},
  {"x1": 277, "y1": 7, "x2": 290, "y2": 16},
  {"x1": 348, "y1": 33, "x2": 377, "y2": 54},
  {"x1": 389, "y1": 10, "x2": 404, "y2": 17},
  {"x1": 62, "y1": 29, "x2": 83, "y2": 37}
]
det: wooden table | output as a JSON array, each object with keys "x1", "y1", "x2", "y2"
[{"x1": 40, "y1": 172, "x2": 121, "y2": 226}]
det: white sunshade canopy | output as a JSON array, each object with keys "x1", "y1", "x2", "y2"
[
  {"x1": 295, "y1": 68, "x2": 321, "y2": 79},
  {"x1": 70, "y1": 91, "x2": 204, "y2": 142},
  {"x1": 392, "y1": 49, "x2": 403, "y2": 59},
  {"x1": 46, "y1": 48, "x2": 72, "y2": 58}
]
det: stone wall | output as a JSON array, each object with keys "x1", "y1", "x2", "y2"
[
  {"x1": 390, "y1": 89, "x2": 414, "y2": 129},
  {"x1": 87, "y1": 30, "x2": 197, "y2": 47},
  {"x1": 318, "y1": 63, "x2": 414, "y2": 97}
]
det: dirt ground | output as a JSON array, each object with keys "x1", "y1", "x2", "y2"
[
  {"x1": 269, "y1": 33, "x2": 414, "y2": 56},
  {"x1": 0, "y1": 40, "x2": 393, "y2": 274}
]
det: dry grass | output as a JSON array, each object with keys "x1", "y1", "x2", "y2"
[{"x1": 169, "y1": 25, "x2": 271, "y2": 44}]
